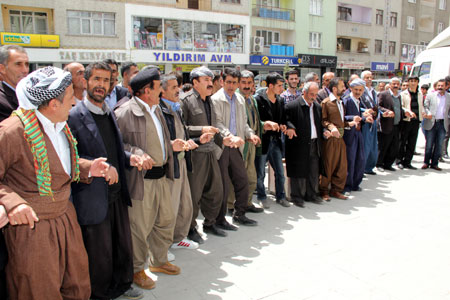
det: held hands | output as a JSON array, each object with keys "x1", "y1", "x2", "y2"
[
  {"x1": 0, "y1": 206, "x2": 9, "y2": 228},
  {"x1": 423, "y1": 112, "x2": 432, "y2": 120},
  {"x1": 323, "y1": 130, "x2": 332, "y2": 139},
  {"x1": 8, "y1": 204, "x2": 39, "y2": 229},
  {"x1": 353, "y1": 116, "x2": 362, "y2": 123},
  {"x1": 263, "y1": 121, "x2": 280, "y2": 131},
  {"x1": 366, "y1": 116, "x2": 374, "y2": 123},
  {"x1": 186, "y1": 139, "x2": 199, "y2": 150},
  {"x1": 383, "y1": 110, "x2": 395, "y2": 118},
  {"x1": 130, "y1": 154, "x2": 155, "y2": 171},
  {"x1": 199, "y1": 132, "x2": 215, "y2": 144},
  {"x1": 171, "y1": 139, "x2": 187, "y2": 152},
  {"x1": 285, "y1": 128, "x2": 297, "y2": 139},
  {"x1": 104, "y1": 166, "x2": 119, "y2": 185},
  {"x1": 331, "y1": 128, "x2": 340, "y2": 138},
  {"x1": 202, "y1": 126, "x2": 219, "y2": 135},
  {"x1": 89, "y1": 157, "x2": 110, "y2": 177},
  {"x1": 223, "y1": 135, "x2": 245, "y2": 148}
]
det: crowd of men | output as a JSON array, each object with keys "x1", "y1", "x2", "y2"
[{"x1": 0, "y1": 44, "x2": 449, "y2": 300}]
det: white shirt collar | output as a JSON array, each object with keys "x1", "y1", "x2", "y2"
[
  {"x1": 389, "y1": 88, "x2": 399, "y2": 98},
  {"x1": 135, "y1": 96, "x2": 157, "y2": 114},
  {"x1": 35, "y1": 109, "x2": 66, "y2": 134},
  {"x1": 83, "y1": 98, "x2": 111, "y2": 115}
]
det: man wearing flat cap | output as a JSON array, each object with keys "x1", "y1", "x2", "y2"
[
  {"x1": 115, "y1": 67, "x2": 180, "y2": 291},
  {"x1": 342, "y1": 78, "x2": 369, "y2": 195},
  {"x1": 0, "y1": 66, "x2": 109, "y2": 299},
  {"x1": 397, "y1": 75, "x2": 423, "y2": 169},
  {"x1": 181, "y1": 66, "x2": 226, "y2": 244}
]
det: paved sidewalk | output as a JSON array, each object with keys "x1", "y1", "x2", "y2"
[{"x1": 122, "y1": 134, "x2": 450, "y2": 300}]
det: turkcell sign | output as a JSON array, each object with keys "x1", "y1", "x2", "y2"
[
  {"x1": 153, "y1": 52, "x2": 232, "y2": 64},
  {"x1": 371, "y1": 62, "x2": 395, "y2": 72},
  {"x1": 250, "y1": 55, "x2": 299, "y2": 66}
]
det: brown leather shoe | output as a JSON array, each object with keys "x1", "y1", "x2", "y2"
[
  {"x1": 133, "y1": 270, "x2": 155, "y2": 290},
  {"x1": 149, "y1": 262, "x2": 181, "y2": 275},
  {"x1": 431, "y1": 165, "x2": 442, "y2": 171},
  {"x1": 330, "y1": 191, "x2": 348, "y2": 200},
  {"x1": 421, "y1": 164, "x2": 429, "y2": 169},
  {"x1": 321, "y1": 193, "x2": 331, "y2": 201}
]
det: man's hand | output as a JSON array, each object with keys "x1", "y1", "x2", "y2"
[
  {"x1": 424, "y1": 114, "x2": 432, "y2": 120},
  {"x1": 104, "y1": 166, "x2": 119, "y2": 185},
  {"x1": 331, "y1": 128, "x2": 340, "y2": 138},
  {"x1": 231, "y1": 136, "x2": 245, "y2": 148},
  {"x1": 8, "y1": 204, "x2": 39, "y2": 229},
  {"x1": 353, "y1": 116, "x2": 362, "y2": 123},
  {"x1": 140, "y1": 153, "x2": 155, "y2": 170},
  {"x1": 285, "y1": 128, "x2": 297, "y2": 139},
  {"x1": 202, "y1": 126, "x2": 219, "y2": 135},
  {"x1": 410, "y1": 112, "x2": 417, "y2": 119},
  {"x1": 186, "y1": 139, "x2": 199, "y2": 150},
  {"x1": 405, "y1": 111, "x2": 412, "y2": 118},
  {"x1": 0, "y1": 206, "x2": 9, "y2": 228},
  {"x1": 199, "y1": 132, "x2": 214, "y2": 144},
  {"x1": 366, "y1": 116, "x2": 374, "y2": 123},
  {"x1": 280, "y1": 124, "x2": 287, "y2": 133},
  {"x1": 247, "y1": 134, "x2": 261, "y2": 145},
  {"x1": 323, "y1": 130, "x2": 332, "y2": 139},
  {"x1": 171, "y1": 139, "x2": 186, "y2": 152},
  {"x1": 89, "y1": 157, "x2": 110, "y2": 177},
  {"x1": 349, "y1": 121, "x2": 357, "y2": 127},
  {"x1": 263, "y1": 121, "x2": 280, "y2": 132}
]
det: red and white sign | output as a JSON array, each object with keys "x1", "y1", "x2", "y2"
[{"x1": 337, "y1": 61, "x2": 365, "y2": 69}]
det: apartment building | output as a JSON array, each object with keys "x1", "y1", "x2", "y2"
[{"x1": 336, "y1": 0, "x2": 402, "y2": 79}]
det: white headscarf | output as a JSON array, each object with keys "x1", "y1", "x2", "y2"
[{"x1": 16, "y1": 66, "x2": 72, "y2": 110}]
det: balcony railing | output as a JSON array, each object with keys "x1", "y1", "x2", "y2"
[{"x1": 252, "y1": 5, "x2": 295, "y2": 21}]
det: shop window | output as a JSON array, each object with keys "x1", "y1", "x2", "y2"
[
  {"x1": 165, "y1": 19, "x2": 193, "y2": 51},
  {"x1": 337, "y1": 38, "x2": 351, "y2": 51},
  {"x1": 133, "y1": 17, "x2": 163, "y2": 49},
  {"x1": 194, "y1": 22, "x2": 220, "y2": 52},
  {"x1": 67, "y1": 10, "x2": 115, "y2": 36},
  {"x1": 9, "y1": 9, "x2": 48, "y2": 34},
  {"x1": 221, "y1": 24, "x2": 243, "y2": 53}
]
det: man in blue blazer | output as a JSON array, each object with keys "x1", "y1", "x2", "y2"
[
  {"x1": 68, "y1": 62, "x2": 146, "y2": 300},
  {"x1": 342, "y1": 79, "x2": 370, "y2": 195}
]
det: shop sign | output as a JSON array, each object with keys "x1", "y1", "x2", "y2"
[
  {"x1": 174, "y1": 64, "x2": 201, "y2": 72},
  {"x1": 399, "y1": 62, "x2": 414, "y2": 74},
  {"x1": 250, "y1": 55, "x2": 300, "y2": 66},
  {"x1": 337, "y1": 61, "x2": 365, "y2": 70},
  {"x1": 153, "y1": 52, "x2": 232, "y2": 64},
  {"x1": 59, "y1": 50, "x2": 127, "y2": 62},
  {"x1": 1, "y1": 32, "x2": 59, "y2": 48},
  {"x1": 297, "y1": 54, "x2": 337, "y2": 68},
  {"x1": 371, "y1": 62, "x2": 395, "y2": 72}
]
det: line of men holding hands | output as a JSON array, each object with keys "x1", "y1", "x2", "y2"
[{"x1": 0, "y1": 43, "x2": 449, "y2": 300}]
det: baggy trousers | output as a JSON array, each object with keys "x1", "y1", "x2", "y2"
[{"x1": 319, "y1": 137, "x2": 347, "y2": 194}]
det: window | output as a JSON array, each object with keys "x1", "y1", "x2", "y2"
[
  {"x1": 338, "y1": 6, "x2": 352, "y2": 21},
  {"x1": 164, "y1": 19, "x2": 193, "y2": 51},
  {"x1": 438, "y1": 22, "x2": 445, "y2": 33},
  {"x1": 439, "y1": 0, "x2": 446, "y2": 10},
  {"x1": 388, "y1": 41, "x2": 396, "y2": 55},
  {"x1": 67, "y1": 10, "x2": 115, "y2": 36},
  {"x1": 376, "y1": 10, "x2": 383, "y2": 25},
  {"x1": 337, "y1": 38, "x2": 351, "y2": 51},
  {"x1": 194, "y1": 22, "x2": 220, "y2": 52},
  {"x1": 221, "y1": 24, "x2": 243, "y2": 53},
  {"x1": 390, "y1": 12, "x2": 397, "y2": 27},
  {"x1": 408, "y1": 0, "x2": 416, "y2": 3},
  {"x1": 375, "y1": 39, "x2": 382, "y2": 54},
  {"x1": 9, "y1": 10, "x2": 48, "y2": 34},
  {"x1": 407, "y1": 16, "x2": 415, "y2": 30},
  {"x1": 133, "y1": 17, "x2": 163, "y2": 49},
  {"x1": 309, "y1": 32, "x2": 322, "y2": 48},
  {"x1": 310, "y1": 0, "x2": 323, "y2": 16},
  {"x1": 257, "y1": 0, "x2": 280, "y2": 8},
  {"x1": 418, "y1": 61, "x2": 431, "y2": 77},
  {"x1": 221, "y1": 0, "x2": 241, "y2": 2},
  {"x1": 256, "y1": 29, "x2": 280, "y2": 45},
  {"x1": 188, "y1": 0, "x2": 199, "y2": 9}
]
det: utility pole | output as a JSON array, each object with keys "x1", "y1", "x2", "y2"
[{"x1": 384, "y1": 0, "x2": 390, "y2": 62}]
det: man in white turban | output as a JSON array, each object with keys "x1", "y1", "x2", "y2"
[{"x1": 0, "y1": 66, "x2": 109, "y2": 299}]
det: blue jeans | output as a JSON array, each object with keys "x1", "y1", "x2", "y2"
[
  {"x1": 424, "y1": 120, "x2": 446, "y2": 166},
  {"x1": 255, "y1": 139, "x2": 286, "y2": 201}
]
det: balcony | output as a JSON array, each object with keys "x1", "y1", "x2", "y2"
[
  {"x1": 252, "y1": 5, "x2": 295, "y2": 21},
  {"x1": 337, "y1": 3, "x2": 371, "y2": 25}
]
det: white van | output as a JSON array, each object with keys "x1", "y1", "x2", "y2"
[{"x1": 410, "y1": 27, "x2": 450, "y2": 87}]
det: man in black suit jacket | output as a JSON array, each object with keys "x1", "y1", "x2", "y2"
[
  {"x1": 68, "y1": 62, "x2": 146, "y2": 300},
  {"x1": 0, "y1": 44, "x2": 29, "y2": 299},
  {"x1": 317, "y1": 72, "x2": 334, "y2": 103},
  {"x1": 377, "y1": 78, "x2": 406, "y2": 171},
  {"x1": 284, "y1": 82, "x2": 326, "y2": 207},
  {"x1": 103, "y1": 58, "x2": 130, "y2": 108}
]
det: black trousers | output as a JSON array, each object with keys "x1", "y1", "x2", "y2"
[
  {"x1": 81, "y1": 197, "x2": 133, "y2": 300},
  {"x1": 377, "y1": 125, "x2": 400, "y2": 168},
  {"x1": 218, "y1": 147, "x2": 249, "y2": 220},
  {"x1": 398, "y1": 120, "x2": 420, "y2": 165},
  {"x1": 289, "y1": 139, "x2": 319, "y2": 203}
]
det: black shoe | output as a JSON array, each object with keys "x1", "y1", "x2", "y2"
[
  {"x1": 246, "y1": 204, "x2": 264, "y2": 213},
  {"x1": 352, "y1": 187, "x2": 362, "y2": 192},
  {"x1": 292, "y1": 200, "x2": 305, "y2": 208},
  {"x1": 233, "y1": 215, "x2": 258, "y2": 226},
  {"x1": 365, "y1": 170, "x2": 377, "y2": 175},
  {"x1": 216, "y1": 220, "x2": 238, "y2": 231},
  {"x1": 385, "y1": 166, "x2": 396, "y2": 171},
  {"x1": 306, "y1": 195, "x2": 323, "y2": 204},
  {"x1": 404, "y1": 164, "x2": 417, "y2": 170},
  {"x1": 203, "y1": 224, "x2": 228, "y2": 237},
  {"x1": 188, "y1": 228, "x2": 204, "y2": 244}
]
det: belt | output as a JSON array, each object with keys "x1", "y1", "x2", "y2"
[
  {"x1": 436, "y1": 119, "x2": 444, "y2": 122},
  {"x1": 144, "y1": 165, "x2": 166, "y2": 179}
]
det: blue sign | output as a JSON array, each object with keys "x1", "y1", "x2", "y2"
[
  {"x1": 250, "y1": 55, "x2": 300, "y2": 66},
  {"x1": 371, "y1": 62, "x2": 395, "y2": 72}
]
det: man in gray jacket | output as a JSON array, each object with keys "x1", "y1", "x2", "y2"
[
  {"x1": 212, "y1": 67, "x2": 260, "y2": 228},
  {"x1": 422, "y1": 79, "x2": 450, "y2": 170}
]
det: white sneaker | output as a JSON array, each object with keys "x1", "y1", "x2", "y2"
[
  {"x1": 171, "y1": 238, "x2": 199, "y2": 250},
  {"x1": 167, "y1": 250, "x2": 175, "y2": 262}
]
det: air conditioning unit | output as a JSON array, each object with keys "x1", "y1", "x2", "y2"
[{"x1": 252, "y1": 36, "x2": 264, "y2": 53}]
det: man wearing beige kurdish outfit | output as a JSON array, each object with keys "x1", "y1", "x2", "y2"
[{"x1": 115, "y1": 68, "x2": 180, "y2": 291}]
